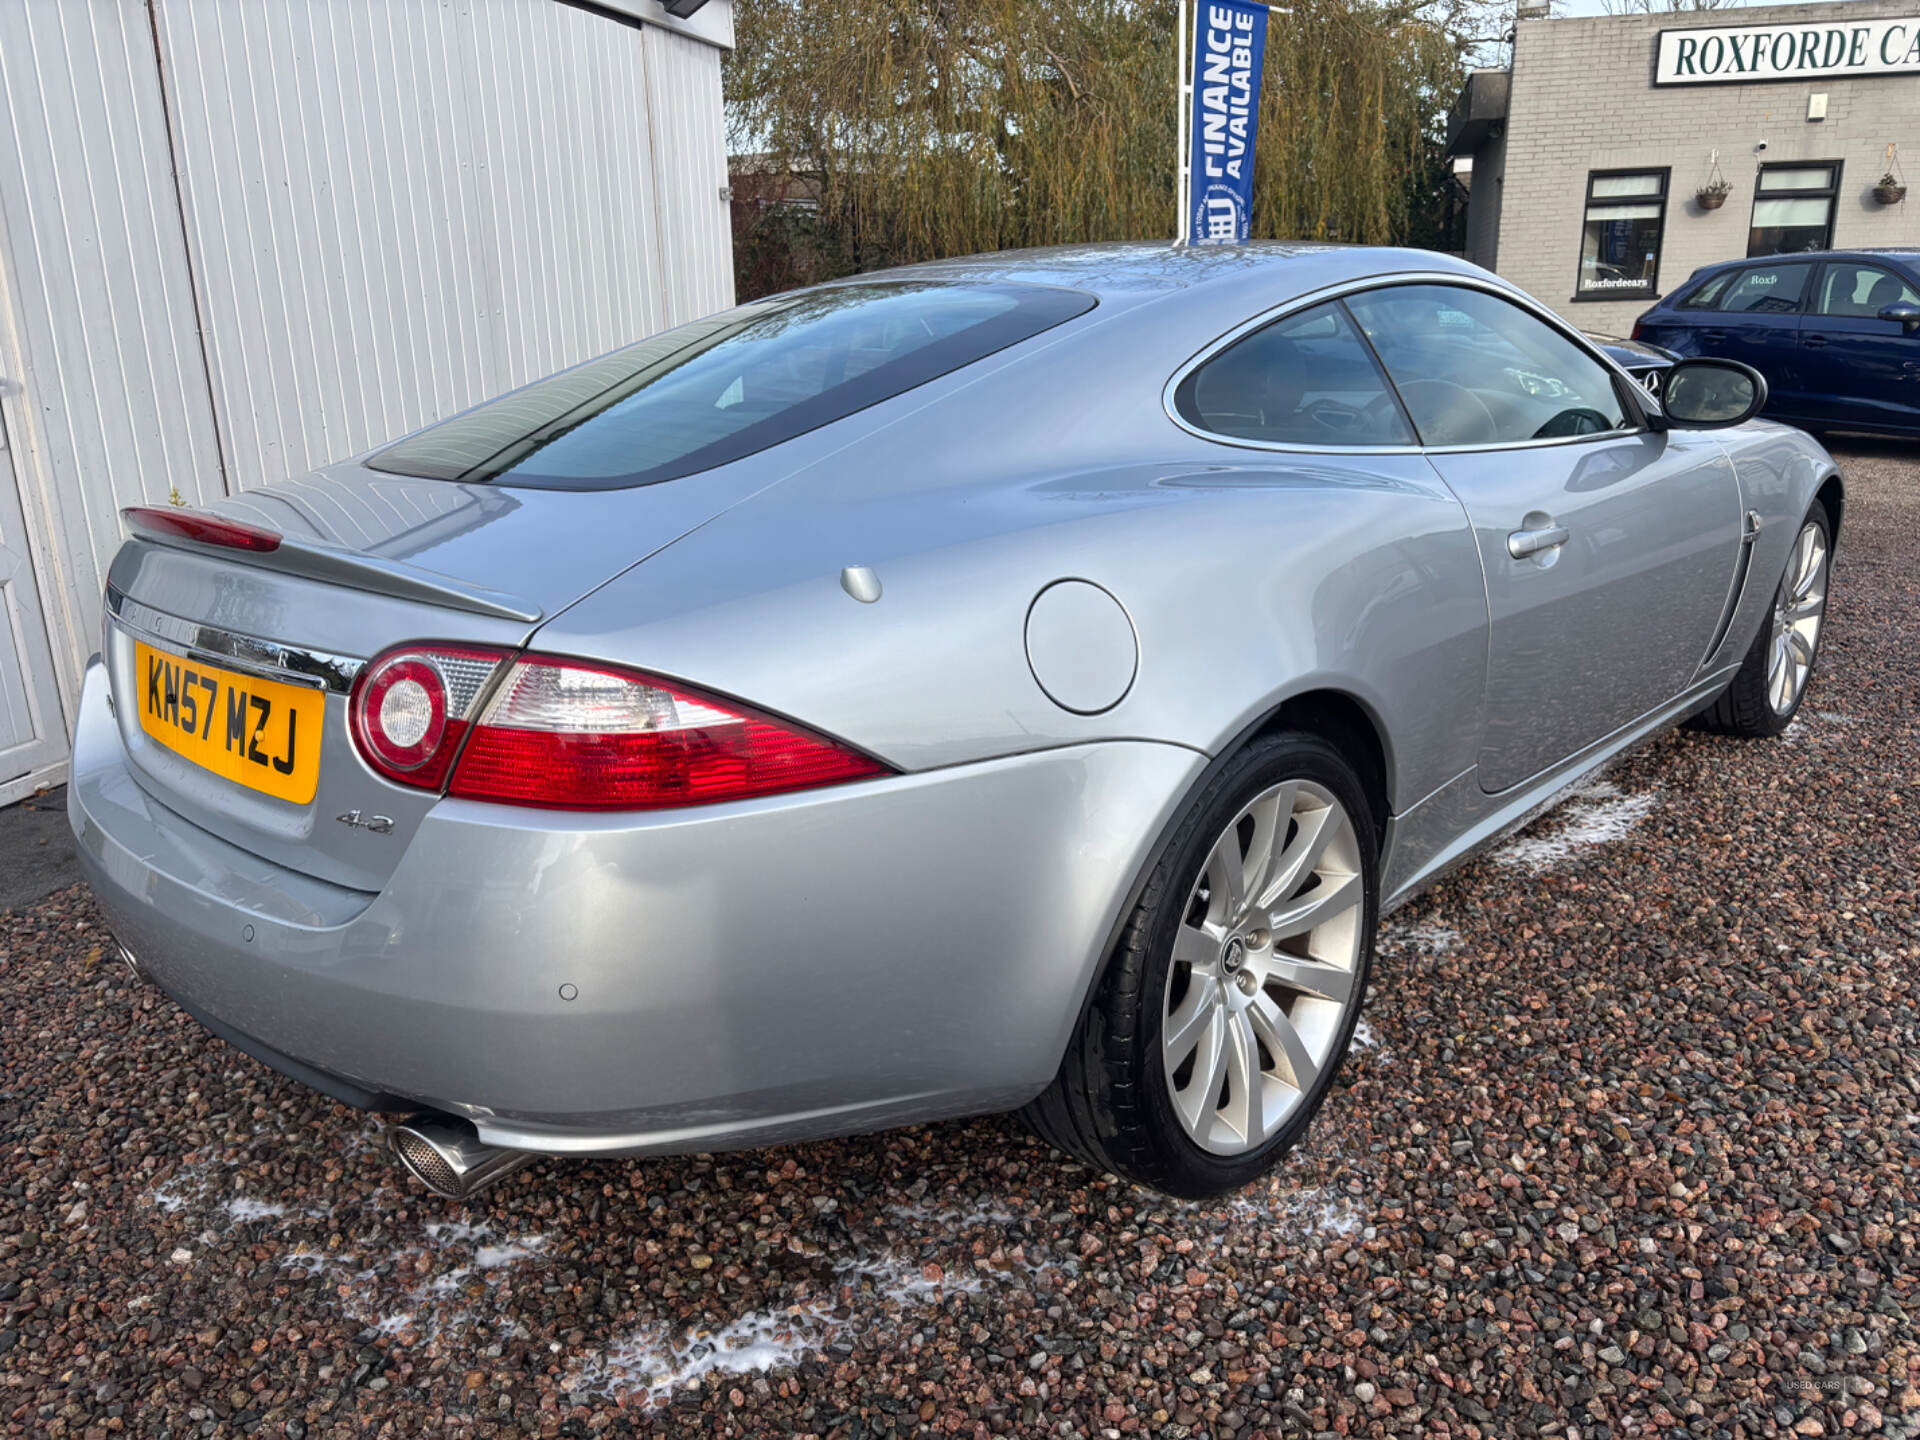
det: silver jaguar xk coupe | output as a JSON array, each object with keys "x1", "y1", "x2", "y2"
[{"x1": 69, "y1": 244, "x2": 1839, "y2": 1200}]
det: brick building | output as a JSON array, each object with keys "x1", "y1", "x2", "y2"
[{"x1": 1448, "y1": 0, "x2": 1920, "y2": 335}]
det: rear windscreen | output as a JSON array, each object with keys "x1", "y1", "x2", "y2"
[{"x1": 368, "y1": 282, "x2": 1096, "y2": 490}]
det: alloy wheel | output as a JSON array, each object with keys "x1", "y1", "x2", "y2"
[
  {"x1": 1767, "y1": 519, "x2": 1828, "y2": 715},
  {"x1": 1161, "y1": 780, "x2": 1365, "y2": 1156}
]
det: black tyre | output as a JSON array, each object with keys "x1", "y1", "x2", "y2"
[
  {"x1": 1695, "y1": 503, "x2": 1832, "y2": 737},
  {"x1": 1022, "y1": 732, "x2": 1377, "y2": 1199}
]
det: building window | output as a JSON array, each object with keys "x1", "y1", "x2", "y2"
[
  {"x1": 1748, "y1": 163, "x2": 1840, "y2": 256},
  {"x1": 1575, "y1": 170, "x2": 1668, "y2": 300}
]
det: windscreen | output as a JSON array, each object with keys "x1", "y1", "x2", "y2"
[{"x1": 369, "y1": 282, "x2": 1096, "y2": 490}]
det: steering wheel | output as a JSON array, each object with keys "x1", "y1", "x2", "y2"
[
  {"x1": 1306, "y1": 399, "x2": 1368, "y2": 435},
  {"x1": 1531, "y1": 408, "x2": 1614, "y2": 440},
  {"x1": 1396, "y1": 379, "x2": 1499, "y2": 447}
]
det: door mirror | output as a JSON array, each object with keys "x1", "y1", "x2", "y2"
[
  {"x1": 1658, "y1": 358, "x2": 1768, "y2": 429},
  {"x1": 1879, "y1": 301, "x2": 1920, "y2": 335}
]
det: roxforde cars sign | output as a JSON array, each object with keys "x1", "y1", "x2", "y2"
[{"x1": 1655, "y1": 15, "x2": 1920, "y2": 84}]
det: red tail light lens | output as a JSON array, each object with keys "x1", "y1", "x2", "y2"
[
  {"x1": 1630, "y1": 319, "x2": 1647, "y2": 341},
  {"x1": 350, "y1": 645, "x2": 510, "y2": 789},
  {"x1": 447, "y1": 656, "x2": 889, "y2": 810}
]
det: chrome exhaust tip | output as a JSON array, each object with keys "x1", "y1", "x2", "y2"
[{"x1": 389, "y1": 1114, "x2": 537, "y2": 1201}]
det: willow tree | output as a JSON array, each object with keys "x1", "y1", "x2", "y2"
[{"x1": 725, "y1": 0, "x2": 1466, "y2": 295}]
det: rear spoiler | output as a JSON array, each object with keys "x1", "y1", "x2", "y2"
[{"x1": 122, "y1": 507, "x2": 544, "y2": 624}]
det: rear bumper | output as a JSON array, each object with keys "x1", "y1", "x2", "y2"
[{"x1": 68, "y1": 659, "x2": 1203, "y2": 1156}]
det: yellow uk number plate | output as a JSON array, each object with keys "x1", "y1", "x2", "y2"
[{"x1": 134, "y1": 641, "x2": 324, "y2": 804}]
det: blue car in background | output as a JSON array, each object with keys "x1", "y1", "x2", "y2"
[{"x1": 1634, "y1": 249, "x2": 1920, "y2": 439}]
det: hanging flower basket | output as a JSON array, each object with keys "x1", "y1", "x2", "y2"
[
  {"x1": 1695, "y1": 153, "x2": 1731, "y2": 212},
  {"x1": 1874, "y1": 179, "x2": 1907, "y2": 205}
]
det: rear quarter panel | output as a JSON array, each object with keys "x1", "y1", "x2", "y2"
[{"x1": 532, "y1": 323, "x2": 1492, "y2": 819}]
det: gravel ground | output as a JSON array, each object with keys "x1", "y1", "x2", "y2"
[{"x1": 2, "y1": 442, "x2": 1915, "y2": 1440}]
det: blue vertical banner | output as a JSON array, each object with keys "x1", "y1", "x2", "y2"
[{"x1": 1187, "y1": 0, "x2": 1269, "y2": 244}]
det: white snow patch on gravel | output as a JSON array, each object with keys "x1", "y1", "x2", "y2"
[
  {"x1": 1352, "y1": 1019, "x2": 1382, "y2": 1051},
  {"x1": 567, "y1": 1307, "x2": 819, "y2": 1404},
  {"x1": 224, "y1": 1196, "x2": 289, "y2": 1224},
  {"x1": 149, "y1": 1160, "x2": 221, "y2": 1215},
  {"x1": 1383, "y1": 923, "x2": 1461, "y2": 956},
  {"x1": 565, "y1": 1252, "x2": 979, "y2": 1405},
  {"x1": 887, "y1": 1200, "x2": 1019, "y2": 1229},
  {"x1": 263, "y1": 1214, "x2": 550, "y2": 1344},
  {"x1": 474, "y1": 1237, "x2": 547, "y2": 1269},
  {"x1": 1229, "y1": 1183, "x2": 1364, "y2": 1237},
  {"x1": 1496, "y1": 783, "x2": 1656, "y2": 873},
  {"x1": 423, "y1": 1220, "x2": 494, "y2": 1245}
]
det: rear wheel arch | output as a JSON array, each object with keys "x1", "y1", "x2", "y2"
[
  {"x1": 1041, "y1": 684, "x2": 1396, "y2": 1092},
  {"x1": 1248, "y1": 688, "x2": 1393, "y2": 850}
]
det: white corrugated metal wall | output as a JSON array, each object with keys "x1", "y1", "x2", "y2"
[{"x1": 0, "y1": 0, "x2": 734, "y2": 802}]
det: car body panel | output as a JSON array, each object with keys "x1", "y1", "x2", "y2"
[
  {"x1": 1424, "y1": 428, "x2": 1742, "y2": 793},
  {"x1": 1794, "y1": 259, "x2": 1920, "y2": 434},
  {"x1": 71, "y1": 241, "x2": 1845, "y2": 1156},
  {"x1": 1636, "y1": 249, "x2": 1920, "y2": 436},
  {"x1": 71, "y1": 651, "x2": 1204, "y2": 1148}
]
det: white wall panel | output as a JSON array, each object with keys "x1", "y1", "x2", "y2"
[
  {"x1": 155, "y1": 0, "x2": 730, "y2": 494},
  {"x1": 462, "y1": 0, "x2": 669, "y2": 389},
  {"x1": 0, "y1": 0, "x2": 227, "y2": 716},
  {"x1": 644, "y1": 23, "x2": 734, "y2": 327},
  {"x1": 0, "y1": 0, "x2": 732, "y2": 749}
]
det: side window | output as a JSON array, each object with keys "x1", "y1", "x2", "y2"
[
  {"x1": 1677, "y1": 271, "x2": 1734, "y2": 310},
  {"x1": 1343, "y1": 285, "x2": 1630, "y2": 448},
  {"x1": 1174, "y1": 300, "x2": 1414, "y2": 447},
  {"x1": 1717, "y1": 264, "x2": 1810, "y2": 314},
  {"x1": 1814, "y1": 263, "x2": 1920, "y2": 318}
]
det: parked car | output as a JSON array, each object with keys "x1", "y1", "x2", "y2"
[
  {"x1": 1587, "y1": 333, "x2": 1678, "y2": 397},
  {"x1": 1634, "y1": 248, "x2": 1920, "y2": 438},
  {"x1": 71, "y1": 245, "x2": 1842, "y2": 1202}
]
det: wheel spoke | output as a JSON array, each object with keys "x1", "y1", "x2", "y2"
[
  {"x1": 1222, "y1": 1011, "x2": 1266, "y2": 1148},
  {"x1": 1249, "y1": 992, "x2": 1319, "y2": 1095},
  {"x1": 1268, "y1": 870, "x2": 1363, "y2": 941},
  {"x1": 1792, "y1": 526, "x2": 1819, "y2": 596},
  {"x1": 1786, "y1": 625, "x2": 1815, "y2": 668},
  {"x1": 1770, "y1": 641, "x2": 1795, "y2": 710},
  {"x1": 1175, "y1": 1009, "x2": 1230, "y2": 1133},
  {"x1": 1172, "y1": 923, "x2": 1217, "y2": 970},
  {"x1": 1257, "y1": 801, "x2": 1338, "y2": 909},
  {"x1": 1787, "y1": 587, "x2": 1825, "y2": 622},
  {"x1": 1263, "y1": 953, "x2": 1356, "y2": 1006},
  {"x1": 1204, "y1": 830, "x2": 1246, "y2": 921},
  {"x1": 1162, "y1": 975, "x2": 1219, "y2": 1066},
  {"x1": 1238, "y1": 785, "x2": 1293, "y2": 913}
]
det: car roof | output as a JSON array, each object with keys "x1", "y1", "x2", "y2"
[
  {"x1": 1692, "y1": 248, "x2": 1920, "y2": 274},
  {"x1": 811, "y1": 240, "x2": 1488, "y2": 305}
]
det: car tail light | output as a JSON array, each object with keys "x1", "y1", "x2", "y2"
[
  {"x1": 350, "y1": 644, "x2": 510, "y2": 789},
  {"x1": 446, "y1": 656, "x2": 889, "y2": 810},
  {"x1": 124, "y1": 506, "x2": 282, "y2": 553},
  {"x1": 1630, "y1": 319, "x2": 1647, "y2": 341}
]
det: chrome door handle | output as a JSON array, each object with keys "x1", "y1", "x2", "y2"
[{"x1": 1507, "y1": 524, "x2": 1570, "y2": 559}]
